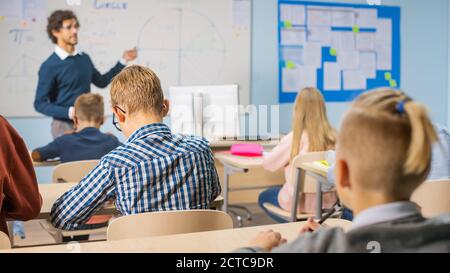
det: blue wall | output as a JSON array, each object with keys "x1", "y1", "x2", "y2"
[
  {"x1": 252, "y1": 0, "x2": 449, "y2": 132},
  {"x1": 5, "y1": 0, "x2": 450, "y2": 182}
]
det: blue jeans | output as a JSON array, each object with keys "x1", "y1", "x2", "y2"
[
  {"x1": 259, "y1": 186, "x2": 355, "y2": 222},
  {"x1": 258, "y1": 186, "x2": 289, "y2": 223}
]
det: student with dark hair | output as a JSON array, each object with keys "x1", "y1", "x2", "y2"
[{"x1": 34, "y1": 10, "x2": 137, "y2": 138}]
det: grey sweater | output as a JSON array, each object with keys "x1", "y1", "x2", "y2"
[{"x1": 235, "y1": 214, "x2": 450, "y2": 253}]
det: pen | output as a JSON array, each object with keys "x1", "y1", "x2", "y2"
[{"x1": 318, "y1": 199, "x2": 341, "y2": 224}]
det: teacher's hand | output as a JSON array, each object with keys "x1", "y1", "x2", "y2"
[{"x1": 122, "y1": 47, "x2": 138, "y2": 62}]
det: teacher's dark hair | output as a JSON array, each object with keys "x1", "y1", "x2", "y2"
[{"x1": 47, "y1": 10, "x2": 79, "y2": 44}]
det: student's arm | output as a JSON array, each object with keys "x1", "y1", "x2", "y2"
[
  {"x1": 262, "y1": 132, "x2": 292, "y2": 172},
  {"x1": 208, "y1": 151, "x2": 222, "y2": 201},
  {"x1": 34, "y1": 65, "x2": 71, "y2": 120},
  {"x1": 50, "y1": 160, "x2": 115, "y2": 230},
  {"x1": 32, "y1": 138, "x2": 62, "y2": 162},
  {"x1": 1, "y1": 116, "x2": 42, "y2": 220},
  {"x1": 91, "y1": 60, "x2": 125, "y2": 88}
]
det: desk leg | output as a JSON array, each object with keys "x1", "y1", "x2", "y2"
[
  {"x1": 223, "y1": 165, "x2": 230, "y2": 213},
  {"x1": 221, "y1": 163, "x2": 247, "y2": 214},
  {"x1": 7, "y1": 221, "x2": 14, "y2": 247},
  {"x1": 316, "y1": 181, "x2": 322, "y2": 220}
]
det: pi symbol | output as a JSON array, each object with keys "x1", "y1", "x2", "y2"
[{"x1": 366, "y1": 241, "x2": 381, "y2": 253}]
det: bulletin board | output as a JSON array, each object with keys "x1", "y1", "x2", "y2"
[{"x1": 278, "y1": 0, "x2": 401, "y2": 103}]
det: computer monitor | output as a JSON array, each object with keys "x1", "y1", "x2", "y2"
[{"x1": 169, "y1": 85, "x2": 240, "y2": 140}]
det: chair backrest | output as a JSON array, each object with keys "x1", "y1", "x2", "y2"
[
  {"x1": 292, "y1": 151, "x2": 327, "y2": 193},
  {"x1": 52, "y1": 160, "x2": 99, "y2": 183},
  {"x1": 0, "y1": 231, "x2": 11, "y2": 250},
  {"x1": 107, "y1": 210, "x2": 233, "y2": 241},
  {"x1": 411, "y1": 179, "x2": 450, "y2": 218}
]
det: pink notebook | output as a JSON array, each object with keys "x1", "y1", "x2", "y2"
[{"x1": 230, "y1": 143, "x2": 263, "y2": 157}]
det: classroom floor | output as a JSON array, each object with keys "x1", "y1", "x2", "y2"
[{"x1": 12, "y1": 203, "x2": 278, "y2": 248}]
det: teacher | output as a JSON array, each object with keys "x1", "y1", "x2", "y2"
[{"x1": 34, "y1": 10, "x2": 137, "y2": 138}]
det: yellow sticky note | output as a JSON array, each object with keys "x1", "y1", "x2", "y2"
[
  {"x1": 390, "y1": 79, "x2": 397, "y2": 88},
  {"x1": 0, "y1": 16, "x2": 5, "y2": 22},
  {"x1": 353, "y1": 26, "x2": 360, "y2": 33},
  {"x1": 284, "y1": 21, "x2": 293, "y2": 28},
  {"x1": 318, "y1": 160, "x2": 330, "y2": 167},
  {"x1": 384, "y1": 72, "x2": 392, "y2": 81},
  {"x1": 286, "y1": 61, "x2": 296, "y2": 69},
  {"x1": 329, "y1": 48, "x2": 337, "y2": 56}
]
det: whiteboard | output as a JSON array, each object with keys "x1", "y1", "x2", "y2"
[{"x1": 0, "y1": 0, "x2": 251, "y2": 117}]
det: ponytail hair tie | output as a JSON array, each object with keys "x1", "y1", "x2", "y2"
[{"x1": 396, "y1": 98, "x2": 411, "y2": 114}]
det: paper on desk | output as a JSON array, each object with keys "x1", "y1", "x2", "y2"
[
  {"x1": 307, "y1": 7, "x2": 332, "y2": 27},
  {"x1": 280, "y1": 4, "x2": 306, "y2": 25},
  {"x1": 343, "y1": 70, "x2": 367, "y2": 90},
  {"x1": 324, "y1": 62, "x2": 341, "y2": 91},
  {"x1": 359, "y1": 52, "x2": 377, "y2": 79},
  {"x1": 281, "y1": 28, "x2": 307, "y2": 46}
]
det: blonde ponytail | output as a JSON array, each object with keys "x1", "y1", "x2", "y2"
[{"x1": 403, "y1": 102, "x2": 438, "y2": 175}]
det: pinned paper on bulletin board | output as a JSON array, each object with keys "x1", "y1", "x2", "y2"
[{"x1": 277, "y1": 1, "x2": 401, "y2": 103}]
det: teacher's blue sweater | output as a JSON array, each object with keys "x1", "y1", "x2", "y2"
[{"x1": 34, "y1": 52, "x2": 125, "y2": 121}]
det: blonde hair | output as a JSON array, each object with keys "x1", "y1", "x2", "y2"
[
  {"x1": 290, "y1": 87, "x2": 336, "y2": 160},
  {"x1": 74, "y1": 93, "x2": 104, "y2": 123},
  {"x1": 110, "y1": 65, "x2": 164, "y2": 115},
  {"x1": 339, "y1": 88, "x2": 437, "y2": 198}
]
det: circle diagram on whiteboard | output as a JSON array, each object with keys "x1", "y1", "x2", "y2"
[{"x1": 137, "y1": 8, "x2": 226, "y2": 90}]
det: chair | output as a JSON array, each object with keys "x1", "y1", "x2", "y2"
[
  {"x1": 411, "y1": 179, "x2": 450, "y2": 218},
  {"x1": 0, "y1": 231, "x2": 11, "y2": 250},
  {"x1": 41, "y1": 159, "x2": 109, "y2": 243},
  {"x1": 107, "y1": 209, "x2": 233, "y2": 241},
  {"x1": 262, "y1": 151, "x2": 341, "y2": 222},
  {"x1": 52, "y1": 160, "x2": 99, "y2": 183}
]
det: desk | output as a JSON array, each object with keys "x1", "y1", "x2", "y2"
[
  {"x1": 1, "y1": 218, "x2": 352, "y2": 253},
  {"x1": 38, "y1": 183, "x2": 224, "y2": 219},
  {"x1": 215, "y1": 152, "x2": 266, "y2": 213}
]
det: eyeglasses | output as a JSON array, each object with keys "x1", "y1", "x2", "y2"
[
  {"x1": 60, "y1": 23, "x2": 80, "y2": 31},
  {"x1": 112, "y1": 106, "x2": 126, "y2": 132}
]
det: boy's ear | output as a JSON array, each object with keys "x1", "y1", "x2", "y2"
[
  {"x1": 162, "y1": 99, "x2": 170, "y2": 118},
  {"x1": 335, "y1": 158, "x2": 352, "y2": 208},
  {"x1": 112, "y1": 107, "x2": 126, "y2": 123}
]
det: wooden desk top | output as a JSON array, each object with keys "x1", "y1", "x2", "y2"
[
  {"x1": 215, "y1": 151, "x2": 264, "y2": 169},
  {"x1": 210, "y1": 139, "x2": 280, "y2": 149},
  {"x1": 2, "y1": 219, "x2": 351, "y2": 253}
]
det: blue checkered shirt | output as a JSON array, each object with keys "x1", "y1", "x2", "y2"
[{"x1": 50, "y1": 123, "x2": 221, "y2": 230}]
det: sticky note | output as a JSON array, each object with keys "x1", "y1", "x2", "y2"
[
  {"x1": 20, "y1": 20, "x2": 28, "y2": 27},
  {"x1": 329, "y1": 48, "x2": 337, "y2": 56},
  {"x1": 353, "y1": 26, "x2": 360, "y2": 33},
  {"x1": 384, "y1": 72, "x2": 392, "y2": 80},
  {"x1": 286, "y1": 61, "x2": 296, "y2": 69},
  {"x1": 0, "y1": 16, "x2": 5, "y2": 22},
  {"x1": 284, "y1": 21, "x2": 293, "y2": 29},
  {"x1": 389, "y1": 79, "x2": 397, "y2": 88},
  {"x1": 318, "y1": 160, "x2": 330, "y2": 167}
]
